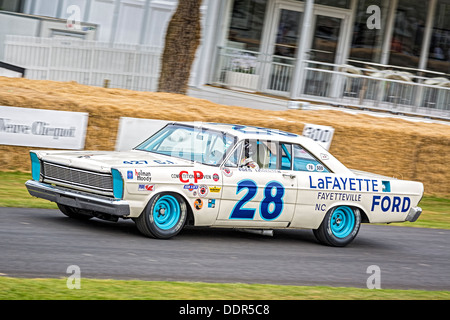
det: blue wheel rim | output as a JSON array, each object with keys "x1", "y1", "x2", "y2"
[
  {"x1": 153, "y1": 195, "x2": 181, "y2": 230},
  {"x1": 330, "y1": 206, "x2": 355, "y2": 238}
]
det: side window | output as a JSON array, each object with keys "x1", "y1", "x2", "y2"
[
  {"x1": 293, "y1": 144, "x2": 329, "y2": 173},
  {"x1": 239, "y1": 139, "x2": 278, "y2": 169}
]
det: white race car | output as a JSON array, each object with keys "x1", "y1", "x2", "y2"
[{"x1": 26, "y1": 122, "x2": 424, "y2": 247}]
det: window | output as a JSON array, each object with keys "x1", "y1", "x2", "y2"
[
  {"x1": 427, "y1": 0, "x2": 450, "y2": 74},
  {"x1": 238, "y1": 139, "x2": 278, "y2": 169},
  {"x1": 136, "y1": 124, "x2": 236, "y2": 166},
  {"x1": 389, "y1": 0, "x2": 430, "y2": 68},
  {"x1": 349, "y1": 0, "x2": 388, "y2": 63},
  {"x1": 227, "y1": 0, "x2": 268, "y2": 52},
  {"x1": 0, "y1": 0, "x2": 25, "y2": 12},
  {"x1": 293, "y1": 144, "x2": 329, "y2": 173}
]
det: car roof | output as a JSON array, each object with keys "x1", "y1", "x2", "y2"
[
  {"x1": 175, "y1": 121, "x2": 306, "y2": 143},
  {"x1": 170, "y1": 121, "x2": 352, "y2": 174}
]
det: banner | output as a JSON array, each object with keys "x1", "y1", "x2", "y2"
[{"x1": 0, "y1": 106, "x2": 88, "y2": 149}]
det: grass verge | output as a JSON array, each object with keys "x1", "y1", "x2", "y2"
[
  {"x1": 1, "y1": 277, "x2": 449, "y2": 300},
  {"x1": 1, "y1": 171, "x2": 448, "y2": 229},
  {"x1": 1, "y1": 171, "x2": 448, "y2": 300}
]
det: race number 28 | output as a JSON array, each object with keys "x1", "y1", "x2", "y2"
[{"x1": 230, "y1": 180, "x2": 285, "y2": 220}]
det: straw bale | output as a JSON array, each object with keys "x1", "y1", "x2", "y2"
[{"x1": 0, "y1": 77, "x2": 449, "y2": 195}]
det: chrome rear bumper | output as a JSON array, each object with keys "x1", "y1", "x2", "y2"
[
  {"x1": 25, "y1": 180, "x2": 130, "y2": 217},
  {"x1": 406, "y1": 206, "x2": 422, "y2": 222}
]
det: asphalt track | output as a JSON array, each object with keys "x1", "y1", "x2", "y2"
[{"x1": 1, "y1": 207, "x2": 449, "y2": 291}]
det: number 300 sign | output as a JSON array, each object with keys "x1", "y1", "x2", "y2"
[{"x1": 302, "y1": 123, "x2": 335, "y2": 150}]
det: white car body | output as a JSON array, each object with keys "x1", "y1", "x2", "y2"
[{"x1": 26, "y1": 122, "x2": 424, "y2": 246}]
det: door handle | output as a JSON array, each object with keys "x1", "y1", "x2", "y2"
[{"x1": 282, "y1": 173, "x2": 296, "y2": 179}]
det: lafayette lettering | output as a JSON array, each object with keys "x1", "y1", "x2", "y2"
[{"x1": 309, "y1": 175, "x2": 379, "y2": 192}]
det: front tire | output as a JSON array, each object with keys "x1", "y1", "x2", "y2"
[
  {"x1": 313, "y1": 206, "x2": 361, "y2": 247},
  {"x1": 136, "y1": 193, "x2": 187, "y2": 239}
]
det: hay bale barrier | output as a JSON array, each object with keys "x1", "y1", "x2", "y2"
[{"x1": 0, "y1": 77, "x2": 449, "y2": 196}]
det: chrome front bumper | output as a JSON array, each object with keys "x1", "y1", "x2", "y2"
[
  {"x1": 25, "y1": 180, "x2": 130, "y2": 217},
  {"x1": 406, "y1": 206, "x2": 422, "y2": 223}
]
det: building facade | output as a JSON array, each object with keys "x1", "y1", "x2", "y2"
[{"x1": 1, "y1": 0, "x2": 449, "y2": 117}]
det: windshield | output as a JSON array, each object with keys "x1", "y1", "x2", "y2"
[{"x1": 135, "y1": 124, "x2": 237, "y2": 166}]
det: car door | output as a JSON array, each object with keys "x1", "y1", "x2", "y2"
[{"x1": 215, "y1": 139, "x2": 297, "y2": 228}]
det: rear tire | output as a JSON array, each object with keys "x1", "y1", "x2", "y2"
[
  {"x1": 313, "y1": 206, "x2": 361, "y2": 247},
  {"x1": 136, "y1": 193, "x2": 187, "y2": 239},
  {"x1": 58, "y1": 204, "x2": 93, "y2": 220}
]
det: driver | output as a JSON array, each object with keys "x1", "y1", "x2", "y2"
[{"x1": 241, "y1": 140, "x2": 259, "y2": 170}]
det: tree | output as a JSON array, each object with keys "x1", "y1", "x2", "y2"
[{"x1": 157, "y1": 0, "x2": 202, "y2": 94}]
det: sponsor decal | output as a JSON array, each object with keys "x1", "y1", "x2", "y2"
[
  {"x1": 208, "y1": 199, "x2": 216, "y2": 208},
  {"x1": 123, "y1": 160, "x2": 148, "y2": 165},
  {"x1": 209, "y1": 186, "x2": 221, "y2": 193},
  {"x1": 183, "y1": 184, "x2": 199, "y2": 191},
  {"x1": 317, "y1": 192, "x2": 362, "y2": 202},
  {"x1": 138, "y1": 184, "x2": 154, "y2": 192},
  {"x1": 123, "y1": 160, "x2": 176, "y2": 165},
  {"x1": 371, "y1": 195, "x2": 411, "y2": 212},
  {"x1": 135, "y1": 169, "x2": 152, "y2": 182},
  {"x1": 153, "y1": 160, "x2": 175, "y2": 165},
  {"x1": 199, "y1": 185, "x2": 209, "y2": 198},
  {"x1": 171, "y1": 171, "x2": 218, "y2": 183},
  {"x1": 314, "y1": 192, "x2": 362, "y2": 212},
  {"x1": 194, "y1": 199, "x2": 203, "y2": 210},
  {"x1": 309, "y1": 176, "x2": 379, "y2": 192},
  {"x1": 222, "y1": 167, "x2": 233, "y2": 177},
  {"x1": 127, "y1": 170, "x2": 133, "y2": 179}
]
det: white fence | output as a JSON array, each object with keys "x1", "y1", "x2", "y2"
[{"x1": 4, "y1": 35, "x2": 163, "y2": 92}]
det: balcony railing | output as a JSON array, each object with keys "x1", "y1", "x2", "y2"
[{"x1": 213, "y1": 47, "x2": 450, "y2": 119}]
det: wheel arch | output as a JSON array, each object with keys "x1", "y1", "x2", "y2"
[
  {"x1": 327, "y1": 202, "x2": 370, "y2": 223},
  {"x1": 146, "y1": 189, "x2": 195, "y2": 226}
]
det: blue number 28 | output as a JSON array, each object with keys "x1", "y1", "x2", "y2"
[{"x1": 230, "y1": 180, "x2": 285, "y2": 221}]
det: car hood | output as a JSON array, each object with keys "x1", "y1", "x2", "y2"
[{"x1": 34, "y1": 149, "x2": 193, "y2": 172}]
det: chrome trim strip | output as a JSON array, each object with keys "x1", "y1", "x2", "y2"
[{"x1": 43, "y1": 177, "x2": 114, "y2": 194}]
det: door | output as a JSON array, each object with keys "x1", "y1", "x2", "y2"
[
  {"x1": 303, "y1": 9, "x2": 349, "y2": 98},
  {"x1": 215, "y1": 139, "x2": 298, "y2": 228},
  {"x1": 264, "y1": 5, "x2": 303, "y2": 94}
]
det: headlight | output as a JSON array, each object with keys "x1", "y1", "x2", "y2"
[
  {"x1": 111, "y1": 169, "x2": 124, "y2": 199},
  {"x1": 30, "y1": 152, "x2": 41, "y2": 181}
]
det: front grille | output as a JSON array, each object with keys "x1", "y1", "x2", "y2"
[{"x1": 43, "y1": 162, "x2": 113, "y2": 193}]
